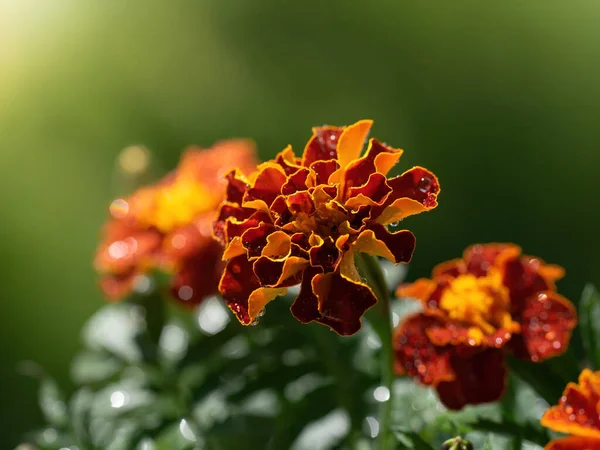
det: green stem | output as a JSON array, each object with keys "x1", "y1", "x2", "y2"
[
  {"x1": 356, "y1": 253, "x2": 395, "y2": 450},
  {"x1": 132, "y1": 290, "x2": 166, "y2": 363}
]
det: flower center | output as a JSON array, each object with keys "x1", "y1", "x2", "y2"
[
  {"x1": 439, "y1": 271, "x2": 517, "y2": 337},
  {"x1": 138, "y1": 176, "x2": 217, "y2": 233}
]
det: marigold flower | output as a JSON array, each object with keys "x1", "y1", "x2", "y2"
[
  {"x1": 95, "y1": 140, "x2": 258, "y2": 306},
  {"x1": 213, "y1": 119, "x2": 440, "y2": 335},
  {"x1": 541, "y1": 369, "x2": 600, "y2": 450},
  {"x1": 393, "y1": 243, "x2": 577, "y2": 409}
]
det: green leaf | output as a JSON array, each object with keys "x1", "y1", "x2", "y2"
[
  {"x1": 469, "y1": 418, "x2": 549, "y2": 447},
  {"x1": 71, "y1": 351, "x2": 123, "y2": 385},
  {"x1": 506, "y1": 356, "x2": 565, "y2": 406},
  {"x1": 39, "y1": 378, "x2": 68, "y2": 427},
  {"x1": 580, "y1": 283, "x2": 600, "y2": 369}
]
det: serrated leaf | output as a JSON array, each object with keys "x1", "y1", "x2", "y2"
[
  {"x1": 39, "y1": 378, "x2": 68, "y2": 427},
  {"x1": 580, "y1": 283, "x2": 600, "y2": 369}
]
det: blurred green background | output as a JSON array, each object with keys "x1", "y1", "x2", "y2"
[{"x1": 1, "y1": 0, "x2": 599, "y2": 446}]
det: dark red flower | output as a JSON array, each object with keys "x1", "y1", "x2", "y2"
[
  {"x1": 213, "y1": 120, "x2": 440, "y2": 335},
  {"x1": 95, "y1": 140, "x2": 258, "y2": 307},
  {"x1": 541, "y1": 369, "x2": 600, "y2": 450},
  {"x1": 393, "y1": 243, "x2": 577, "y2": 409}
]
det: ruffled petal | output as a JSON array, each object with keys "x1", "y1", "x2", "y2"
[
  {"x1": 393, "y1": 314, "x2": 455, "y2": 386},
  {"x1": 248, "y1": 286, "x2": 287, "y2": 321},
  {"x1": 432, "y1": 259, "x2": 466, "y2": 279},
  {"x1": 464, "y1": 243, "x2": 521, "y2": 277},
  {"x1": 219, "y1": 255, "x2": 261, "y2": 324},
  {"x1": 341, "y1": 139, "x2": 403, "y2": 192},
  {"x1": 436, "y1": 348, "x2": 506, "y2": 410},
  {"x1": 344, "y1": 173, "x2": 393, "y2": 209},
  {"x1": 302, "y1": 126, "x2": 343, "y2": 166},
  {"x1": 213, "y1": 203, "x2": 254, "y2": 243},
  {"x1": 309, "y1": 237, "x2": 341, "y2": 272},
  {"x1": 336, "y1": 119, "x2": 373, "y2": 168},
  {"x1": 253, "y1": 255, "x2": 308, "y2": 287},
  {"x1": 541, "y1": 369, "x2": 600, "y2": 439},
  {"x1": 281, "y1": 167, "x2": 313, "y2": 195},
  {"x1": 396, "y1": 278, "x2": 437, "y2": 302},
  {"x1": 224, "y1": 169, "x2": 250, "y2": 204},
  {"x1": 219, "y1": 255, "x2": 286, "y2": 324},
  {"x1": 508, "y1": 291, "x2": 577, "y2": 362},
  {"x1": 243, "y1": 165, "x2": 287, "y2": 210},
  {"x1": 503, "y1": 255, "x2": 561, "y2": 314},
  {"x1": 312, "y1": 272, "x2": 377, "y2": 335},
  {"x1": 275, "y1": 145, "x2": 303, "y2": 175},
  {"x1": 311, "y1": 160, "x2": 340, "y2": 185},
  {"x1": 290, "y1": 267, "x2": 322, "y2": 324},
  {"x1": 170, "y1": 241, "x2": 223, "y2": 307},
  {"x1": 370, "y1": 223, "x2": 416, "y2": 263},
  {"x1": 241, "y1": 223, "x2": 277, "y2": 258},
  {"x1": 426, "y1": 319, "x2": 513, "y2": 349},
  {"x1": 372, "y1": 166, "x2": 440, "y2": 225},
  {"x1": 544, "y1": 436, "x2": 600, "y2": 450}
]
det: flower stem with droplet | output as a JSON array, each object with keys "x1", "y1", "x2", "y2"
[{"x1": 357, "y1": 253, "x2": 395, "y2": 450}]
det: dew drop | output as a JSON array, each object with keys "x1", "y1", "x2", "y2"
[
  {"x1": 250, "y1": 318, "x2": 260, "y2": 326},
  {"x1": 257, "y1": 309, "x2": 266, "y2": 318},
  {"x1": 417, "y1": 176, "x2": 432, "y2": 193}
]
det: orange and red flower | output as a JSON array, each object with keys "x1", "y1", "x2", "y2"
[
  {"x1": 541, "y1": 369, "x2": 600, "y2": 450},
  {"x1": 95, "y1": 140, "x2": 258, "y2": 307},
  {"x1": 393, "y1": 243, "x2": 577, "y2": 409},
  {"x1": 213, "y1": 119, "x2": 440, "y2": 335}
]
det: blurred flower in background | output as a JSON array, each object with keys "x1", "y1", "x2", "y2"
[
  {"x1": 94, "y1": 140, "x2": 258, "y2": 307},
  {"x1": 393, "y1": 243, "x2": 577, "y2": 409},
  {"x1": 541, "y1": 368, "x2": 600, "y2": 450}
]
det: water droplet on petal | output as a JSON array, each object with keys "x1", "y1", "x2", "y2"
[{"x1": 417, "y1": 176, "x2": 432, "y2": 193}]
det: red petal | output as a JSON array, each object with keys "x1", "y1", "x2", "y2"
[
  {"x1": 393, "y1": 314, "x2": 455, "y2": 386},
  {"x1": 348, "y1": 205, "x2": 372, "y2": 231},
  {"x1": 312, "y1": 272, "x2": 377, "y2": 335},
  {"x1": 432, "y1": 259, "x2": 466, "y2": 279},
  {"x1": 302, "y1": 126, "x2": 343, "y2": 166},
  {"x1": 309, "y1": 237, "x2": 341, "y2": 272},
  {"x1": 287, "y1": 191, "x2": 316, "y2": 215},
  {"x1": 241, "y1": 223, "x2": 277, "y2": 258},
  {"x1": 370, "y1": 223, "x2": 416, "y2": 263},
  {"x1": 436, "y1": 348, "x2": 506, "y2": 410},
  {"x1": 503, "y1": 255, "x2": 556, "y2": 313},
  {"x1": 170, "y1": 240, "x2": 223, "y2": 307},
  {"x1": 509, "y1": 291, "x2": 577, "y2": 362},
  {"x1": 290, "y1": 267, "x2": 322, "y2": 323},
  {"x1": 213, "y1": 204, "x2": 254, "y2": 243},
  {"x1": 311, "y1": 160, "x2": 340, "y2": 185},
  {"x1": 544, "y1": 437, "x2": 600, "y2": 450},
  {"x1": 224, "y1": 210, "x2": 272, "y2": 244},
  {"x1": 275, "y1": 146, "x2": 302, "y2": 175},
  {"x1": 281, "y1": 168, "x2": 312, "y2": 195},
  {"x1": 541, "y1": 369, "x2": 600, "y2": 439},
  {"x1": 343, "y1": 139, "x2": 401, "y2": 192},
  {"x1": 219, "y1": 255, "x2": 260, "y2": 324},
  {"x1": 380, "y1": 166, "x2": 440, "y2": 208},
  {"x1": 345, "y1": 173, "x2": 392, "y2": 206},
  {"x1": 464, "y1": 243, "x2": 521, "y2": 277},
  {"x1": 224, "y1": 169, "x2": 249, "y2": 204},
  {"x1": 244, "y1": 166, "x2": 287, "y2": 208}
]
